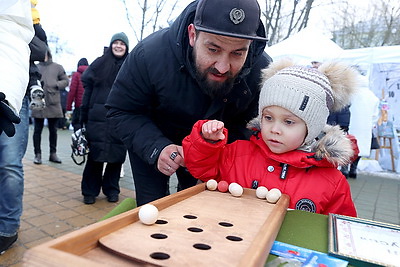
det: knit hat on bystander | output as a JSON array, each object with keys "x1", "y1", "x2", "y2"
[{"x1": 110, "y1": 32, "x2": 129, "y2": 50}]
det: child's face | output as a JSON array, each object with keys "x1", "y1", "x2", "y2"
[{"x1": 260, "y1": 106, "x2": 307, "y2": 154}]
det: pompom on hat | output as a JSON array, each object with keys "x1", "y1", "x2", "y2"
[{"x1": 258, "y1": 58, "x2": 358, "y2": 145}]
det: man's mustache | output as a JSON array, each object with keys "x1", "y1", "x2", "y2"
[{"x1": 207, "y1": 67, "x2": 232, "y2": 78}]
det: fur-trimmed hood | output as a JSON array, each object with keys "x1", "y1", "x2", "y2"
[{"x1": 247, "y1": 118, "x2": 354, "y2": 166}]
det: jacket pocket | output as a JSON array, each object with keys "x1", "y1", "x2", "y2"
[{"x1": 45, "y1": 89, "x2": 60, "y2": 105}]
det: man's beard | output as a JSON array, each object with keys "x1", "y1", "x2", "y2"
[
  {"x1": 193, "y1": 55, "x2": 237, "y2": 99},
  {"x1": 194, "y1": 67, "x2": 236, "y2": 98}
]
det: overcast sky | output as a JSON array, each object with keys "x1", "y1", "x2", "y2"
[
  {"x1": 36, "y1": 0, "x2": 368, "y2": 73},
  {"x1": 37, "y1": 0, "x2": 193, "y2": 73}
]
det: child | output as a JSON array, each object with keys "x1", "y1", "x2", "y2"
[{"x1": 183, "y1": 59, "x2": 358, "y2": 217}]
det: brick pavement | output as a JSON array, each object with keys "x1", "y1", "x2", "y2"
[{"x1": 0, "y1": 125, "x2": 399, "y2": 266}]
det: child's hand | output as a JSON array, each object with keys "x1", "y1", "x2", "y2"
[{"x1": 202, "y1": 120, "x2": 225, "y2": 141}]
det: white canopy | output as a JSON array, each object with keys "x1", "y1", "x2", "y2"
[
  {"x1": 265, "y1": 27, "x2": 344, "y2": 65},
  {"x1": 338, "y1": 45, "x2": 400, "y2": 65}
]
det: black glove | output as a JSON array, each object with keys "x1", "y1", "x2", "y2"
[
  {"x1": 0, "y1": 92, "x2": 21, "y2": 137},
  {"x1": 80, "y1": 108, "x2": 88, "y2": 126}
]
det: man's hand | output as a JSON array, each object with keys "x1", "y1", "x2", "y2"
[
  {"x1": 157, "y1": 144, "x2": 185, "y2": 176},
  {"x1": 202, "y1": 120, "x2": 225, "y2": 141},
  {"x1": 0, "y1": 92, "x2": 21, "y2": 137}
]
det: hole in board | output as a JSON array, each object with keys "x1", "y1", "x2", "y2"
[
  {"x1": 219, "y1": 222, "x2": 233, "y2": 227},
  {"x1": 187, "y1": 227, "x2": 203, "y2": 232},
  {"x1": 183, "y1": 215, "x2": 197, "y2": 219},
  {"x1": 193, "y1": 243, "x2": 211, "y2": 250},
  {"x1": 151, "y1": 233, "x2": 168, "y2": 239},
  {"x1": 150, "y1": 252, "x2": 170, "y2": 260},
  {"x1": 226, "y1": 235, "x2": 243, "y2": 242},
  {"x1": 155, "y1": 219, "x2": 168, "y2": 224}
]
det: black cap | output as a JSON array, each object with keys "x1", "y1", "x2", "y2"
[{"x1": 194, "y1": 0, "x2": 267, "y2": 42}]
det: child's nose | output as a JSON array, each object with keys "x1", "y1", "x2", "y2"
[{"x1": 270, "y1": 122, "x2": 281, "y2": 134}]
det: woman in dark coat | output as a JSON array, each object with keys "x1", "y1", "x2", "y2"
[{"x1": 80, "y1": 32, "x2": 129, "y2": 204}]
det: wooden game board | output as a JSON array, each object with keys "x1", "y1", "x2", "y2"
[{"x1": 24, "y1": 183, "x2": 289, "y2": 266}]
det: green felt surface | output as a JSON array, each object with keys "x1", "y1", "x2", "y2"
[
  {"x1": 276, "y1": 209, "x2": 328, "y2": 252},
  {"x1": 266, "y1": 209, "x2": 329, "y2": 263},
  {"x1": 99, "y1": 197, "x2": 137, "y2": 221}
]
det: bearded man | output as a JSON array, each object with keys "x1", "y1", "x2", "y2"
[{"x1": 106, "y1": 0, "x2": 271, "y2": 206}]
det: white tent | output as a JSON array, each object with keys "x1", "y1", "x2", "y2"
[
  {"x1": 266, "y1": 31, "x2": 400, "y2": 172},
  {"x1": 338, "y1": 45, "x2": 400, "y2": 65},
  {"x1": 338, "y1": 46, "x2": 400, "y2": 129},
  {"x1": 338, "y1": 46, "x2": 400, "y2": 173},
  {"x1": 265, "y1": 27, "x2": 344, "y2": 65}
]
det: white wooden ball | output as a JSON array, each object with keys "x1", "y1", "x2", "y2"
[
  {"x1": 206, "y1": 179, "x2": 218, "y2": 190},
  {"x1": 256, "y1": 186, "x2": 268, "y2": 199},
  {"x1": 138, "y1": 204, "x2": 159, "y2": 225},
  {"x1": 228, "y1": 182, "x2": 243, "y2": 197},
  {"x1": 266, "y1": 188, "x2": 282, "y2": 204}
]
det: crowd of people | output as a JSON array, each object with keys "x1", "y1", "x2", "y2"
[{"x1": 0, "y1": 0, "x2": 385, "y2": 255}]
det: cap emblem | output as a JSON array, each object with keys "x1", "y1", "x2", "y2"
[{"x1": 229, "y1": 8, "x2": 245, "y2": 24}]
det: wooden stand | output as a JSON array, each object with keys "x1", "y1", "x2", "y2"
[
  {"x1": 375, "y1": 136, "x2": 395, "y2": 171},
  {"x1": 24, "y1": 184, "x2": 289, "y2": 267}
]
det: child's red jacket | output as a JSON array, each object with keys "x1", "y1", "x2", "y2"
[{"x1": 183, "y1": 120, "x2": 357, "y2": 217}]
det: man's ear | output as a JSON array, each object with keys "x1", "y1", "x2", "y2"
[{"x1": 188, "y1": 24, "x2": 196, "y2": 47}]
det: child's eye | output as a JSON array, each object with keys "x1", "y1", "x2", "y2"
[
  {"x1": 264, "y1": 115, "x2": 272, "y2": 121},
  {"x1": 285, "y1": 120, "x2": 295, "y2": 125}
]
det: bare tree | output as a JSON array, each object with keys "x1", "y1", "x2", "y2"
[
  {"x1": 330, "y1": 0, "x2": 400, "y2": 48},
  {"x1": 121, "y1": 0, "x2": 326, "y2": 46},
  {"x1": 262, "y1": 0, "x2": 316, "y2": 46},
  {"x1": 139, "y1": 0, "x2": 149, "y2": 41},
  {"x1": 47, "y1": 33, "x2": 72, "y2": 56},
  {"x1": 120, "y1": 0, "x2": 181, "y2": 42}
]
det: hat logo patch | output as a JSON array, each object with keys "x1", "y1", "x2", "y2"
[
  {"x1": 229, "y1": 8, "x2": 245, "y2": 24},
  {"x1": 299, "y1": 95, "x2": 309, "y2": 111}
]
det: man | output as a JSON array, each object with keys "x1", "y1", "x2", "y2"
[
  {"x1": 106, "y1": 0, "x2": 271, "y2": 206},
  {"x1": 0, "y1": 0, "x2": 34, "y2": 254}
]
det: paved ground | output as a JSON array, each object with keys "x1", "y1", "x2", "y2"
[{"x1": 0, "y1": 125, "x2": 399, "y2": 266}]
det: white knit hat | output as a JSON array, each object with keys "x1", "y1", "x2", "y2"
[{"x1": 258, "y1": 59, "x2": 358, "y2": 145}]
